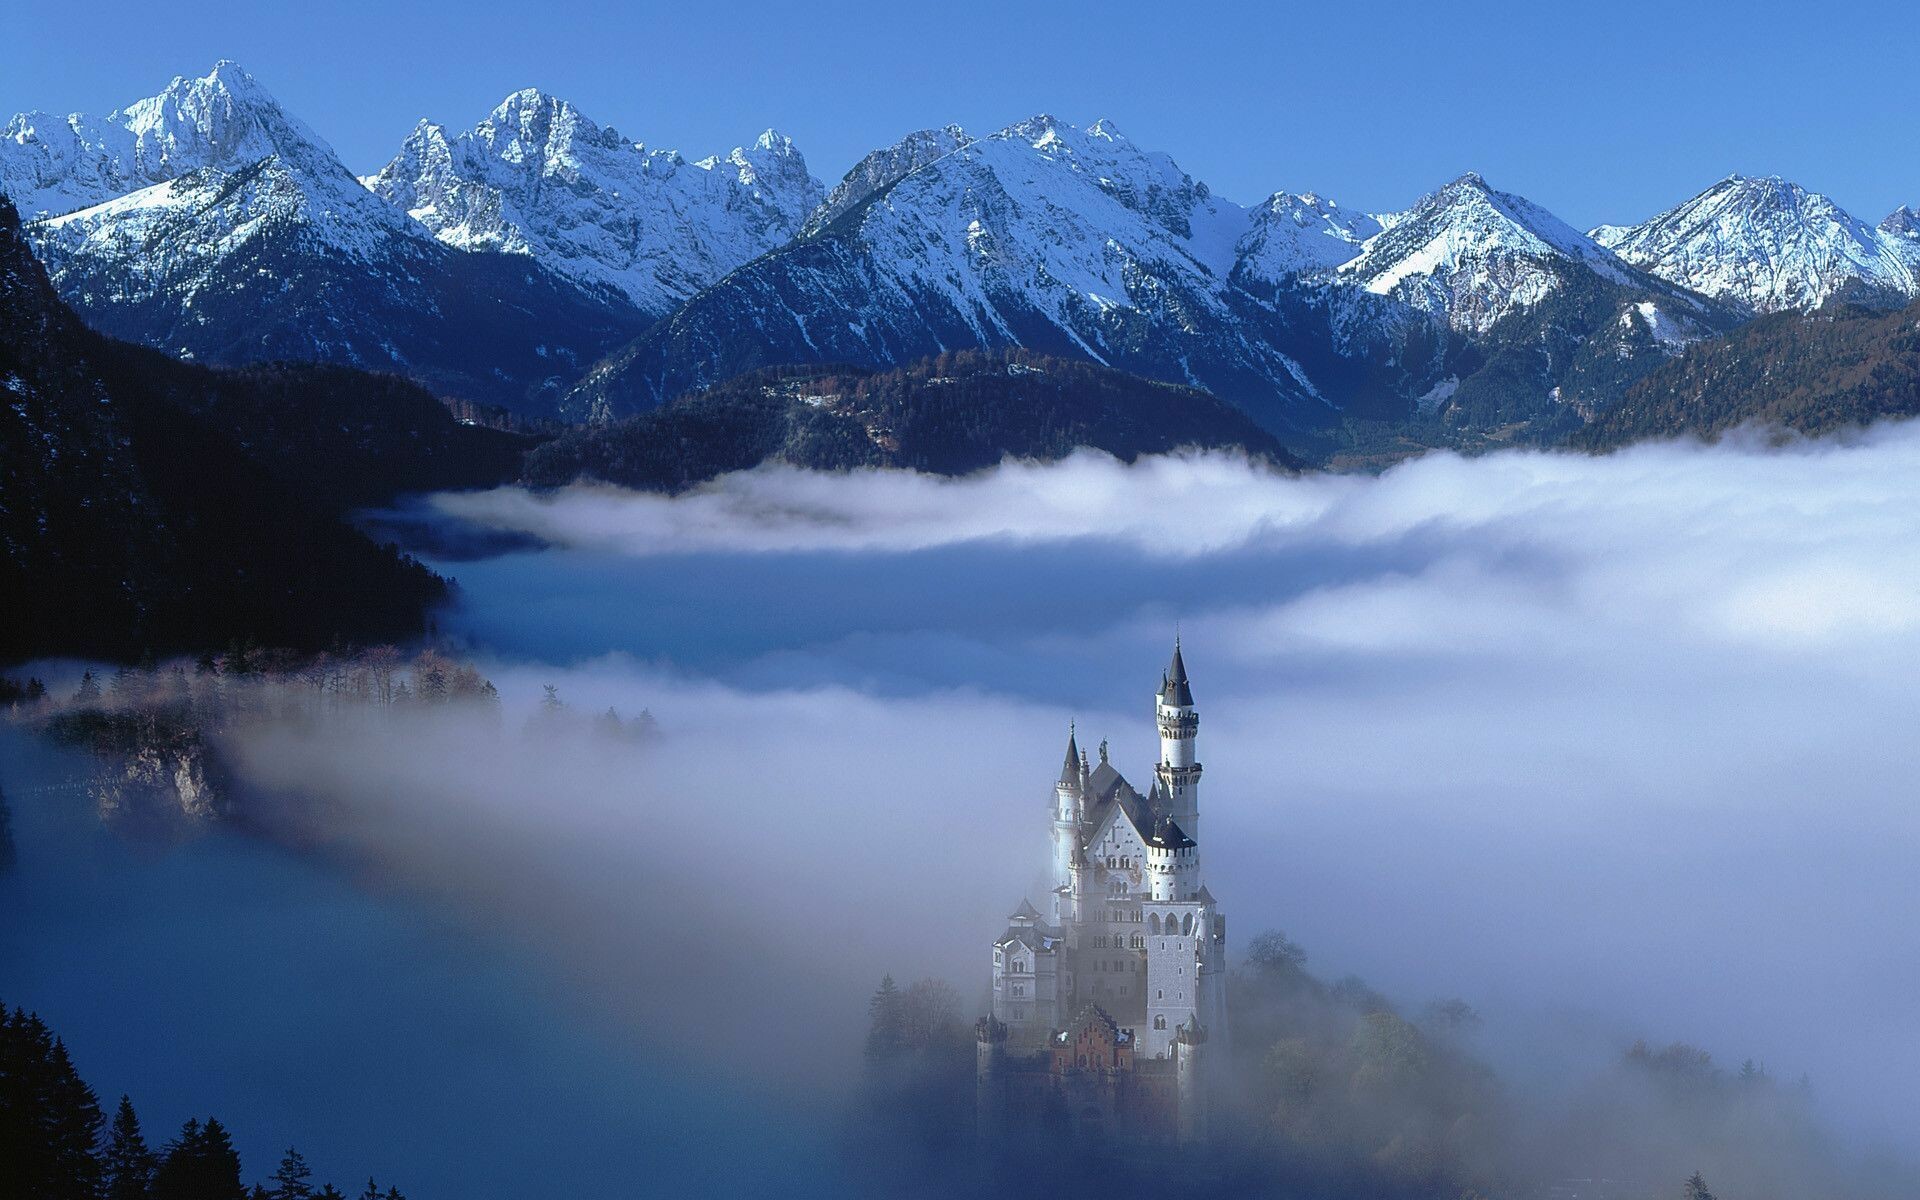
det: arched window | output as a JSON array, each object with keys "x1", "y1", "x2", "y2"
[
  {"x1": 1149, "y1": 913, "x2": 1161, "y2": 934},
  {"x1": 1182, "y1": 913, "x2": 1194, "y2": 935},
  {"x1": 1154, "y1": 1015, "x2": 1167, "y2": 1030}
]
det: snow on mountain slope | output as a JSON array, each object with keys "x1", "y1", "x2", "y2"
[
  {"x1": 1591, "y1": 176, "x2": 1920, "y2": 313},
  {"x1": 799, "y1": 124, "x2": 970, "y2": 237},
  {"x1": 1232, "y1": 191, "x2": 1380, "y2": 282},
  {"x1": 1336, "y1": 172, "x2": 1636, "y2": 335},
  {"x1": 361, "y1": 91, "x2": 823, "y2": 314},
  {"x1": 0, "y1": 60, "x2": 343, "y2": 219},
  {"x1": 19, "y1": 63, "x2": 642, "y2": 414},
  {"x1": 561, "y1": 115, "x2": 1344, "y2": 427}
]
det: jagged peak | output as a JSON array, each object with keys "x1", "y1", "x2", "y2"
[
  {"x1": 1085, "y1": 117, "x2": 1128, "y2": 143},
  {"x1": 1002, "y1": 113, "x2": 1071, "y2": 146},
  {"x1": 489, "y1": 87, "x2": 574, "y2": 121},
  {"x1": 1881, "y1": 205, "x2": 1920, "y2": 236},
  {"x1": 751, "y1": 128, "x2": 799, "y2": 154},
  {"x1": 135, "y1": 59, "x2": 283, "y2": 120}
]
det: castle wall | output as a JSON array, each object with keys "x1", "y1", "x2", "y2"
[{"x1": 1142, "y1": 899, "x2": 1207, "y2": 1059}]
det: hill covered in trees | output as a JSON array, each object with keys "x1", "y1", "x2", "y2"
[
  {"x1": 848, "y1": 931, "x2": 1914, "y2": 1200},
  {"x1": 0, "y1": 196, "x2": 526, "y2": 664},
  {"x1": 1574, "y1": 298, "x2": 1920, "y2": 450},
  {"x1": 523, "y1": 349, "x2": 1301, "y2": 491}
]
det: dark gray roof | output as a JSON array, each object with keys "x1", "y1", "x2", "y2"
[
  {"x1": 1086, "y1": 759, "x2": 1125, "y2": 802},
  {"x1": 1058, "y1": 726, "x2": 1081, "y2": 787},
  {"x1": 1084, "y1": 781, "x2": 1153, "y2": 850},
  {"x1": 997, "y1": 925, "x2": 1059, "y2": 954},
  {"x1": 1146, "y1": 814, "x2": 1195, "y2": 850},
  {"x1": 1162, "y1": 639, "x2": 1193, "y2": 706},
  {"x1": 1010, "y1": 898, "x2": 1042, "y2": 922}
]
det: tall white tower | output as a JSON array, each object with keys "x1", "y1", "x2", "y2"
[
  {"x1": 1050, "y1": 726, "x2": 1081, "y2": 919},
  {"x1": 1154, "y1": 639, "x2": 1202, "y2": 851}
]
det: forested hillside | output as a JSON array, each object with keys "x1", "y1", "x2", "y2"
[
  {"x1": 0, "y1": 197, "x2": 501, "y2": 663},
  {"x1": 525, "y1": 349, "x2": 1299, "y2": 491},
  {"x1": 1575, "y1": 299, "x2": 1920, "y2": 449}
]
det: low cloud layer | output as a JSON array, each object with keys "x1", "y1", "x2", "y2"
[
  {"x1": 15, "y1": 425, "x2": 1920, "y2": 1196},
  {"x1": 422, "y1": 424, "x2": 1920, "y2": 1149}
]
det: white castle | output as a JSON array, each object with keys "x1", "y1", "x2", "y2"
[{"x1": 976, "y1": 641, "x2": 1226, "y2": 1145}]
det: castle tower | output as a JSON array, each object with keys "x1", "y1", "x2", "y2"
[
  {"x1": 1174, "y1": 1018, "x2": 1209, "y2": 1146},
  {"x1": 975, "y1": 1015, "x2": 1010, "y2": 1143},
  {"x1": 1144, "y1": 814, "x2": 1197, "y2": 902},
  {"x1": 1154, "y1": 639, "x2": 1202, "y2": 851},
  {"x1": 1051, "y1": 725, "x2": 1081, "y2": 914}
]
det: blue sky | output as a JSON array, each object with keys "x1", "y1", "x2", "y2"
[{"x1": 4, "y1": 0, "x2": 1916, "y2": 230}]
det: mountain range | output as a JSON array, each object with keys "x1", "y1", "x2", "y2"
[{"x1": 4, "y1": 61, "x2": 1919, "y2": 454}]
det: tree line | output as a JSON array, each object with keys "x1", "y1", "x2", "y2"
[{"x1": 0, "y1": 1003, "x2": 406, "y2": 1200}]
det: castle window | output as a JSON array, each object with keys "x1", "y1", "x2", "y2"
[
  {"x1": 1182, "y1": 914, "x2": 1194, "y2": 935},
  {"x1": 1154, "y1": 1015, "x2": 1167, "y2": 1030},
  {"x1": 1149, "y1": 914, "x2": 1161, "y2": 934},
  {"x1": 1156, "y1": 989, "x2": 1163, "y2": 999}
]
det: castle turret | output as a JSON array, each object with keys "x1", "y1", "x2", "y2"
[
  {"x1": 1066, "y1": 839, "x2": 1089, "y2": 926},
  {"x1": 975, "y1": 1015, "x2": 1010, "y2": 1142},
  {"x1": 1175, "y1": 1018, "x2": 1209, "y2": 1146},
  {"x1": 1144, "y1": 814, "x2": 1197, "y2": 902},
  {"x1": 1052, "y1": 725, "x2": 1081, "y2": 903},
  {"x1": 1154, "y1": 639, "x2": 1202, "y2": 851}
]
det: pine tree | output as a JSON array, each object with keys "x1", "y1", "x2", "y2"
[
  {"x1": 268, "y1": 1147, "x2": 314, "y2": 1200},
  {"x1": 865, "y1": 975, "x2": 907, "y2": 1063},
  {"x1": 42, "y1": 1036, "x2": 106, "y2": 1200},
  {"x1": 155, "y1": 1117, "x2": 246, "y2": 1200},
  {"x1": 357, "y1": 1177, "x2": 382, "y2": 1200},
  {"x1": 315, "y1": 1187, "x2": 346, "y2": 1200},
  {"x1": 103, "y1": 1096, "x2": 158, "y2": 1200},
  {"x1": 1684, "y1": 1171, "x2": 1717, "y2": 1200},
  {"x1": 75, "y1": 670, "x2": 102, "y2": 704}
]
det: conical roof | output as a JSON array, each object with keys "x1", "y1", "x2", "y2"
[
  {"x1": 1059, "y1": 725, "x2": 1081, "y2": 787},
  {"x1": 1162, "y1": 638, "x2": 1193, "y2": 706}
]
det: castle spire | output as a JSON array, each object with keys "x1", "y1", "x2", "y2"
[
  {"x1": 1059, "y1": 724, "x2": 1081, "y2": 787},
  {"x1": 1164, "y1": 636, "x2": 1193, "y2": 706}
]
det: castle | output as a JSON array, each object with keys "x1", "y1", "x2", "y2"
[{"x1": 976, "y1": 641, "x2": 1227, "y2": 1146}]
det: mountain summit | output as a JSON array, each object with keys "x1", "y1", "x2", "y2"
[
  {"x1": 1337, "y1": 172, "x2": 1639, "y2": 335},
  {"x1": 560, "y1": 114, "x2": 1346, "y2": 427},
  {"x1": 1591, "y1": 175, "x2": 1920, "y2": 313},
  {"x1": 362, "y1": 92, "x2": 823, "y2": 314},
  {"x1": 0, "y1": 60, "x2": 337, "y2": 218},
  {"x1": 4, "y1": 63, "x2": 643, "y2": 414}
]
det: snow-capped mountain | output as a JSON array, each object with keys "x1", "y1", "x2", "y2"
[
  {"x1": 1591, "y1": 176, "x2": 1920, "y2": 314},
  {"x1": 7, "y1": 63, "x2": 642, "y2": 414},
  {"x1": 798, "y1": 125, "x2": 970, "y2": 238},
  {"x1": 1232, "y1": 192, "x2": 1380, "y2": 283},
  {"x1": 0, "y1": 60, "x2": 341, "y2": 218},
  {"x1": 563, "y1": 115, "x2": 1409, "y2": 426},
  {"x1": 1335, "y1": 172, "x2": 1646, "y2": 336},
  {"x1": 361, "y1": 91, "x2": 823, "y2": 314}
]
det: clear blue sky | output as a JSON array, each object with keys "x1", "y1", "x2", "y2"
[{"x1": 4, "y1": 0, "x2": 1915, "y2": 229}]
